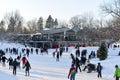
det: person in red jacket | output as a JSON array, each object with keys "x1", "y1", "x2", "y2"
[
  {"x1": 68, "y1": 64, "x2": 76, "y2": 80},
  {"x1": 22, "y1": 55, "x2": 27, "y2": 68}
]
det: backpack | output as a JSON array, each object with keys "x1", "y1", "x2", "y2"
[{"x1": 70, "y1": 69, "x2": 76, "y2": 76}]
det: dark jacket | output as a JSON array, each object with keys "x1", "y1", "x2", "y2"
[
  {"x1": 7, "y1": 57, "x2": 13, "y2": 65},
  {"x1": 97, "y1": 64, "x2": 102, "y2": 72},
  {"x1": 24, "y1": 61, "x2": 31, "y2": 71},
  {"x1": 2, "y1": 56, "x2": 7, "y2": 62},
  {"x1": 70, "y1": 54, "x2": 75, "y2": 65},
  {"x1": 76, "y1": 57, "x2": 80, "y2": 66},
  {"x1": 13, "y1": 59, "x2": 18, "y2": 67}
]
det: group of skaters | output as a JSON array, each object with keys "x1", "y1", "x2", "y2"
[
  {"x1": 68, "y1": 47, "x2": 103, "y2": 80},
  {"x1": 5, "y1": 46, "x2": 48, "y2": 56},
  {"x1": 0, "y1": 49, "x2": 31, "y2": 76},
  {"x1": 0, "y1": 44, "x2": 120, "y2": 80},
  {"x1": 68, "y1": 47, "x2": 120, "y2": 80},
  {"x1": 52, "y1": 46, "x2": 67, "y2": 61}
]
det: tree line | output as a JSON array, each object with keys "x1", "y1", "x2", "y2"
[{"x1": 0, "y1": 0, "x2": 120, "y2": 42}]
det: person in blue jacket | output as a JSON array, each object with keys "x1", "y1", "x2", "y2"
[{"x1": 96, "y1": 62, "x2": 102, "y2": 78}]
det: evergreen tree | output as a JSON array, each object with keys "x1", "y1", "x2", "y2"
[
  {"x1": 97, "y1": 43, "x2": 108, "y2": 60},
  {"x1": 0, "y1": 20, "x2": 6, "y2": 40},
  {"x1": 0, "y1": 20, "x2": 5, "y2": 33},
  {"x1": 45, "y1": 15, "x2": 54, "y2": 28},
  {"x1": 7, "y1": 17, "x2": 15, "y2": 32},
  {"x1": 54, "y1": 18, "x2": 58, "y2": 28},
  {"x1": 37, "y1": 17, "x2": 43, "y2": 30}
]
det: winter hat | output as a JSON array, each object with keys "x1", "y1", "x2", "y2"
[{"x1": 115, "y1": 65, "x2": 118, "y2": 68}]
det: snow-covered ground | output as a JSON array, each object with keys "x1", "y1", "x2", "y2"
[{"x1": 0, "y1": 42, "x2": 120, "y2": 80}]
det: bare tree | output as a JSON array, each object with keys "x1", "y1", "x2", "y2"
[
  {"x1": 16, "y1": 21, "x2": 23, "y2": 33},
  {"x1": 22, "y1": 27, "x2": 30, "y2": 34},
  {"x1": 27, "y1": 19, "x2": 37, "y2": 33},
  {"x1": 81, "y1": 12, "x2": 95, "y2": 29},
  {"x1": 4, "y1": 10, "x2": 23, "y2": 33},
  {"x1": 59, "y1": 20, "x2": 68, "y2": 28},
  {"x1": 69, "y1": 15, "x2": 82, "y2": 27},
  {"x1": 100, "y1": 0, "x2": 120, "y2": 40},
  {"x1": 101, "y1": 0, "x2": 120, "y2": 17}
]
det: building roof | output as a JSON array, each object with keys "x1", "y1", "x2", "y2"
[
  {"x1": 71, "y1": 26, "x2": 81, "y2": 32},
  {"x1": 40, "y1": 27, "x2": 70, "y2": 34},
  {"x1": 40, "y1": 26, "x2": 81, "y2": 34}
]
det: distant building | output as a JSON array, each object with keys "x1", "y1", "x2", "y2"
[{"x1": 39, "y1": 26, "x2": 81, "y2": 41}]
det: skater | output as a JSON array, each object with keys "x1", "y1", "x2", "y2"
[
  {"x1": 56, "y1": 52, "x2": 59, "y2": 61},
  {"x1": 75, "y1": 48, "x2": 80, "y2": 57},
  {"x1": 23, "y1": 60, "x2": 31, "y2": 76},
  {"x1": 12, "y1": 58, "x2": 18, "y2": 75},
  {"x1": 82, "y1": 59, "x2": 90, "y2": 71},
  {"x1": 22, "y1": 55, "x2": 27, "y2": 68},
  {"x1": 70, "y1": 54, "x2": 75, "y2": 66},
  {"x1": 16, "y1": 56, "x2": 21, "y2": 69},
  {"x1": 114, "y1": 65, "x2": 120, "y2": 80},
  {"x1": 96, "y1": 62, "x2": 102, "y2": 78},
  {"x1": 31, "y1": 48, "x2": 33, "y2": 54},
  {"x1": 87, "y1": 63, "x2": 96, "y2": 73},
  {"x1": 75, "y1": 57, "x2": 82, "y2": 73},
  {"x1": 59, "y1": 49, "x2": 63, "y2": 57},
  {"x1": 52, "y1": 52, "x2": 56, "y2": 58},
  {"x1": 7, "y1": 56, "x2": 13, "y2": 69},
  {"x1": 26, "y1": 48, "x2": 30, "y2": 57},
  {"x1": 1, "y1": 55, "x2": 7, "y2": 66},
  {"x1": 36, "y1": 48, "x2": 38, "y2": 54},
  {"x1": 66, "y1": 46, "x2": 68, "y2": 52},
  {"x1": 68, "y1": 64, "x2": 76, "y2": 80}
]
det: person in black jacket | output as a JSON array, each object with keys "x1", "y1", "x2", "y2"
[
  {"x1": 13, "y1": 58, "x2": 18, "y2": 75},
  {"x1": 56, "y1": 52, "x2": 59, "y2": 61},
  {"x1": 7, "y1": 56, "x2": 13, "y2": 69},
  {"x1": 75, "y1": 57, "x2": 82, "y2": 73},
  {"x1": 70, "y1": 54, "x2": 75, "y2": 66},
  {"x1": 96, "y1": 62, "x2": 102, "y2": 78},
  {"x1": 75, "y1": 48, "x2": 80, "y2": 57},
  {"x1": 24, "y1": 60, "x2": 31, "y2": 76},
  {"x1": 1, "y1": 55, "x2": 7, "y2": 66}
]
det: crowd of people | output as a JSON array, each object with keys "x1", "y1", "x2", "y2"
[
  {"x1": 68, "y1": 47, "x2": 103, "y2": 80},
  {"x1": 67, "y1": 46, "x2": 120, "y2": 80},
  {"x1": 0, "y1": 44, "x2": 119, "y2": 80},
  {"x1": 0, "y1": 47, "x2": 31, "y2": 76}
]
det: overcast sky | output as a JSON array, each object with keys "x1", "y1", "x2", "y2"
[{"x1": 0, "y1": 0, "x2": 107, "y2": 21}]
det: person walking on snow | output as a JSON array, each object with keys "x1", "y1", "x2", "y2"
[
  {"x1": 1, "y1": 55, "x2": 7, "y2": 66},
  {"x1": 68, "y1": 64, "x2": 76, "y2": 80},
  {"x1": 70, "y1": 54, "x2": 75, "y2": 66},
  {"x1": 22, "y1": 55, "x2": 27, "y2": 68},
  {"x1": 75, "y1": 57, "x2": 82, "y2": 73},
  {"x1": 7, "y1": 56, "x2": 13, "y2": 69},
  {"x1": 12, "y1": 58, "x2": 18, "y2": 75},
  {"x1": 23, "y1": 60, "x2": 31, "y2": 76},
  {"x1": 114, "y1": 65, "x2": 120, "y2": 80},
  {"x1": 96, "y1": 62, "x2": 102, "y2": 78},
  {"x1": 82, "y1": 59, "x2": 90, "y2": 71}
]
